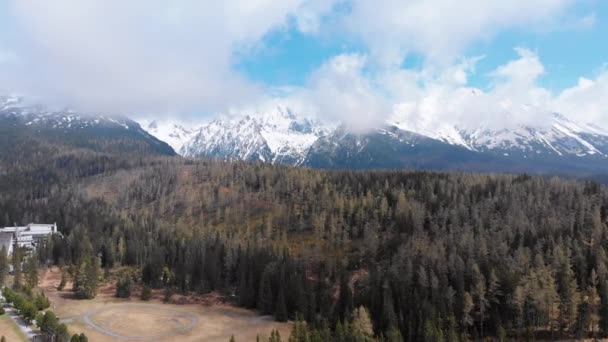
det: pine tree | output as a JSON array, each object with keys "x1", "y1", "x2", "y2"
[
  {"x1": 74, "y1": 256, "x2": 101, "y2": 299},
  {"x1": 557, "y1": 259, "x2": 579, "y2": 335},
  {"x1": 58, "y1": 270, "x2": 67, "y2": 290},
  {"x1": 0, "y1": 246, "x2": 7, "y2": 286},
  {"x1": 381, "y1": 279, "x2": 397, "y2": 332},
  {"x1": 386, "y1": 325, "x2": 404, "y2": 342},
  {"x1": 116, "y1": 274, "x2": 132, "y2": 298},
  {"x1": 25, "y1": 256, "x2": 39, "y2": 289},
  {"x1": 258, "y1": 264, "x2": 275, "y2": 314},
  {"x1": 351, "y1": 306, "x2": 375, "y2": 342},
  {"x1": 275, "y1": 286, "x2": 288, "y2": 322},
  {"x1": 289, "y1": 317, "x2": 310, "y2": 342},
  {"x1": 268, "y1": 329, "x2": 282, "y2": 342},
  {"x1": 599, "y1": 280, "x2": 608, "y2": 336},
  {"x1": 336, "y1": 271, "x2": 353, "y2": 322},
  {"x1": 471, "y1": 263, "x2": 487, "y2": 340},
  {"x1": 12, "y1": 242, "x2": 22, "y2": 290},
  {"x1": 56, "y1": 323, "x2": 70, "y2": 342}
]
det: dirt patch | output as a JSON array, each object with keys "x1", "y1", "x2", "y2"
[
  {"x1": 83, "y1": 304, "x2": 198, "y2": 340},
  {"x1": 39, "y1": 267, "x2": 292, "y2": 342},
  {"x1": 0, "y1": 315, "x2": 28, "y2": 342}
]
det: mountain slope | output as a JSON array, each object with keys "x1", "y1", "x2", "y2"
[
  {"x1": 0, "y1": 96, "x2": 176, "y2": 157},
  {"x1": 180, "y1": 106, "x2": 331, "y2": 164},
  {"x1": 140, "y1": 120, "x2": 198, "y2": 154},
  {"x1": 163, "y1": 105, "x2": 608, "y2": 175}
]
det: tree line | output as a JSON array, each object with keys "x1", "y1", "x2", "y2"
[{"x1": 2, "y1": 144, "x2": 608, "y2": 340}]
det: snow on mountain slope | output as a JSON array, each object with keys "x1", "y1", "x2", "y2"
[
  {"x1": 0, "y1": 95, "x2": 137, "y2": 130},
  {"x1": 388, "y1": 107, "x2": 608, "y2": 158},
  {"x1": 0, "y1": 95, "x2": 175, "y2": 155},
  {"x1": 0, "y1": 95, "x2": 23, "y2": 111},
  {"x1": 458, "y1": 113, "x2": 608, "y2": 157},
  {"x1": 181, "y1": 106, "x2": 331, "y2": 164},
  {"x1": 140, "y1": 119, "x2": 199, "y2": 153}
]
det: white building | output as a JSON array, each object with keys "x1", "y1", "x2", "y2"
[{"x1": 0, "y1": 223, "x2": 59, "y2": 256}]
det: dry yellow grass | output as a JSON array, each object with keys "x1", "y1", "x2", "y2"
[
  {"x1": 0, "y1": 315, "x2": 28, "y2": 342},
  {"x1": 40, "y1": 268, "x2": 292, "y2": 341}
]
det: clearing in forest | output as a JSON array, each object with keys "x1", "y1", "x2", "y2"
[{"x1": 39, "y1": 268, "x2": 291, "y2": 341}]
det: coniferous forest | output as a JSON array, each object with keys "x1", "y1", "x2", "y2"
[{"x1": 2, "y1": 141, "x2": 608, "y2": 341}]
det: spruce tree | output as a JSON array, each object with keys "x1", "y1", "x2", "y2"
[
  {"x1": 258, "y1": 264, "x2": 275, "y2": 314},
  {"x1": 275, "y1": 286, "x2": 288, "y2": 322},
  {"x1": 25, "y1": 256, "x2": 39, "y2": 289},
  {"x1": 12, "y1": 242, "x2": 22, "y2": 290},
  {"x1": 0, "y1": 246, "x2": 7, "y2": 286},
  {"x1": 599, "y1": 280, "x2": 608, "y2": 336}
]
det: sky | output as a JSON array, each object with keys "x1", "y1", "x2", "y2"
[{"x1": 0, "y1": 0, "x2": 606, "y2": 131}]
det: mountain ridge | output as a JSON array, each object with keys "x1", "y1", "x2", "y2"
[
  {"x1": 143, "y1": 105, "x2": 608, "y2": 175},
  {"x1": 0, "y1": 96, "x2": 176, "y2": 156}
]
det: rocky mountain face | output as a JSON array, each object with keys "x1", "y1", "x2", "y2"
[
  {"x1": 4, "y1": 94, "x2": 604, "y2": 175},
  {"x1": 141, "y1": 119, "x2": 198, "y2": 154},
  {"x1": 145, "y1": 104, "x2": 608, "y2": 175},
  {"x1": 180, "y1": 106, "x2": 332, "y2": 165},
  {"x1": 0, "y1": 96, "x2": 175, "y2": 156}
]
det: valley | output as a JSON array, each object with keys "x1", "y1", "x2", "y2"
[{"x1": 1, "y1": 2, "x2": 607, "y2": 341}]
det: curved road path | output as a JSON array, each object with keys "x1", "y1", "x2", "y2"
[{"x1": 70, "y1": 303, "x2": 199, "y2": 341}]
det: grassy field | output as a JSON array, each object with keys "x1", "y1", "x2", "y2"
[
  {"x1": 39, "y1": 268, "x2": 292, "y2": 342},
  {"x1": 0, "y1": 314, "x2": 29, "y2": 342}
]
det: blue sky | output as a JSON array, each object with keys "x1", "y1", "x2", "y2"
[
  {"x1": 0, "y1": 0, "x2": 606, "y2": 129},
  {"x1": 235, "y1": 1, "x2": 608, "y2": 92}
]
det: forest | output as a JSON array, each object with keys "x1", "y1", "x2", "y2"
[{"x1": 1, "y1": 140, "x2": 608, "y2": 341}]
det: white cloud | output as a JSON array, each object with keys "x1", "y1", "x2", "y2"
[
  {"x1": 342, "y1": 0, "x2": 573, "y2": 65},
  {"x1": 304, "y1": 54, "x2": 389, "y2": 133},
  {"x1": 555, "y1": 72, "x2": 608, "y2": 125},
  {"x1": 389, "y1": 48, "x2": 608, "y2": 132},
  {"x1": 1, "y1": 0, "x2": 604, "y2": 134},
  {"x1": 0, "y1": 0, "x2": 336, "y2": 115}
]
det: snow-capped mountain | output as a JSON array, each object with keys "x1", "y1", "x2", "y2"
[
  {"x1": 179, "y1": 106, "x2": 332, "y2": 164},
  {"x1": 7, "y1": 93, "x2": 606, "y2": 175},
  {"x1": 390, "y1": 113, "x2": 608, "y2": 158},
  {"x1": 141, "y1": 120, "x2": 199, "y2": 154},
  {"x1": 153, "y1": 103, "x2": 608, "y2": 174},
  {"x1": 0, "y1": 95, "x2": 175, "y2": 156}
]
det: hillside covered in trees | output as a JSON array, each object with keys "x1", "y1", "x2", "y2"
[{"x1": 2, "y1": 135, "x2": 608, "y2": 341}]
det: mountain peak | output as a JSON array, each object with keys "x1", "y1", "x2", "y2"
[{"x1": 175, "y1": 106, "x2": 331, "y2": 165}]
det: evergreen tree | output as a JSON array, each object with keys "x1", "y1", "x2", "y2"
[
  {"x1": 336, "y1": 271, "x2": 354, "y2": 322},
  {"x1": 58, "y1": 270, "x2": 67, "y2": 291},
  {"x1": 56, "y1": 323, "x2": 70, "y2": 342},
  {"x1": 275, "y1": 286, "x2": 288, "y2": 322},
  {"x1": 141, "y1": 285, "x2": 152, "y2": 301},
  {"x1": 557, "y1": 258, "x2": 579, "y2": 335},
  {"x1": 0, "y1": 246, "x2": 7, "y2": 286},
  {"x1": 289, "y1": 317, "x2": 310, "y2": 342},
  {"x1": 25, "y1": 256, "x2": 39, "y2": 289},
  {"x1": 268, "y1": 329, "x2": 282, "y2": 342},
  {"x1": 116, "y1": 274, "x2": 132, "y2": 298},
  {"x1": 73, "y1": 256, "x2": 101, "y2": 299},
  {"x1": 352, "y1": 306, "x2": 375, "y2": 342},
  {"x1": 599, "y1": 280, "x2": 608, "y2": 336},
  {"x1": 12, "y1": 242, "x2": 22, "y2": 290},
  {"x1": 258, "y1": 264, "x2": 275, "y2": 314}
]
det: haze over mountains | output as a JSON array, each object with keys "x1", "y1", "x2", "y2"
[
  {"x1": 140, "y1": 102, "x2": 608, "y2": 175},
  {"x1": 2, "y1": 94, "x2": 608, "y2": 175}
]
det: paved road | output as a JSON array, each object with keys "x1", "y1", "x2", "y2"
[{"x1": 0, "y1": 290, "x2": 37, "y2": 341}]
